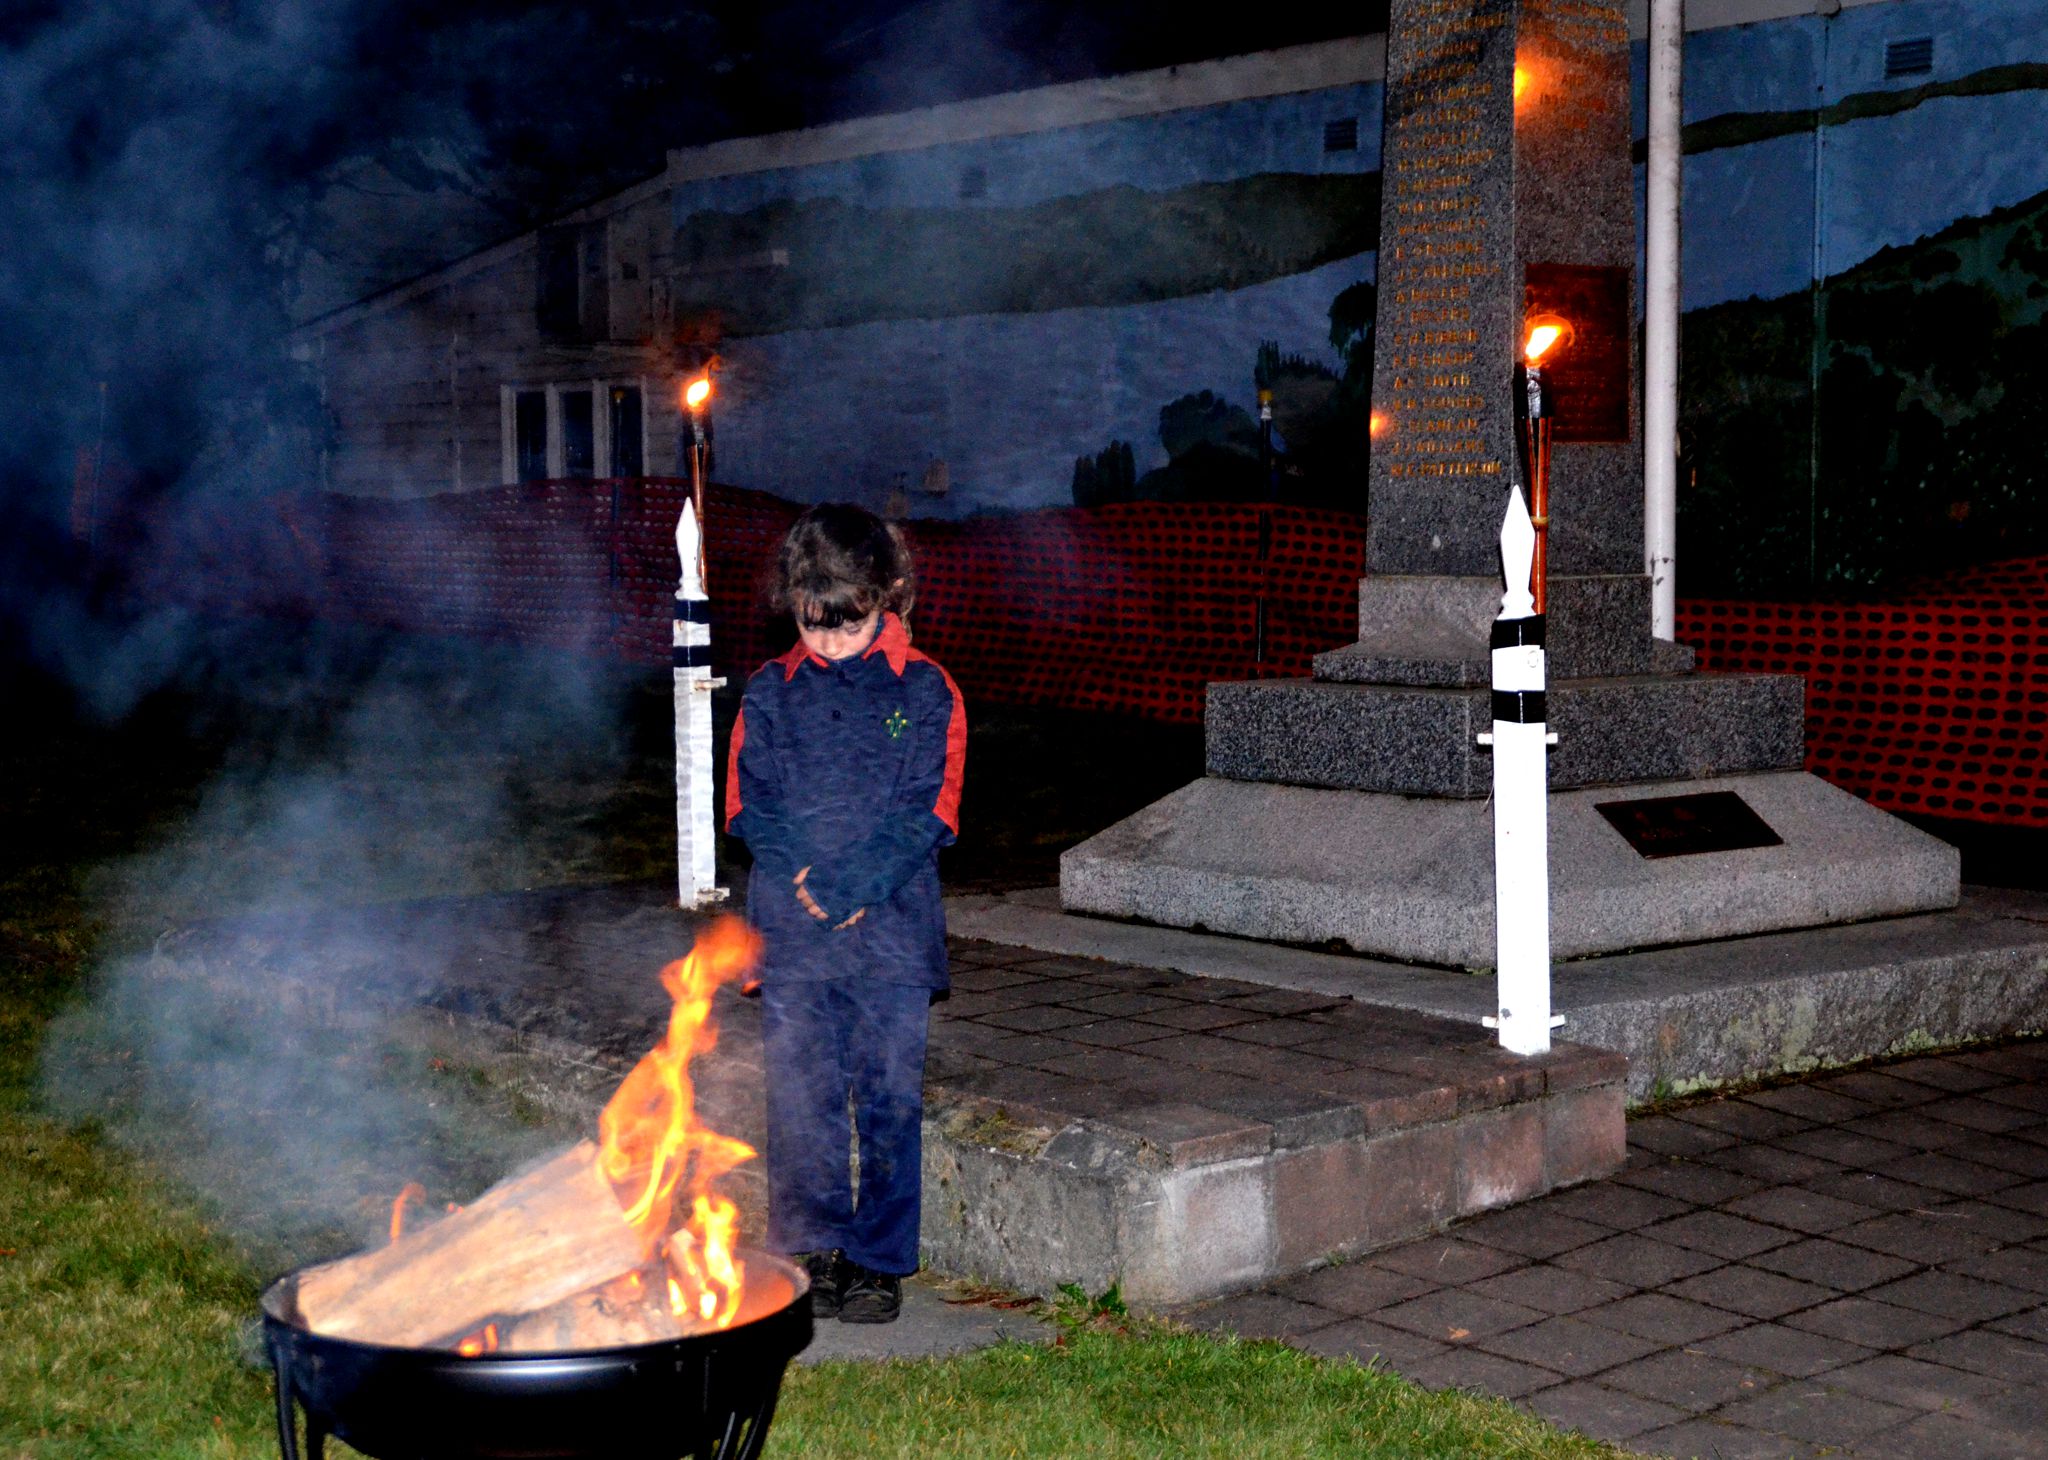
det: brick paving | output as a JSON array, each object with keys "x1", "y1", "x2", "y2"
[{"x1": 1183, "y1": 1039, "x2": 2048, "y2": 1459}]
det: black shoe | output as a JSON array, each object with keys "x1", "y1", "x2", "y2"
[
  {"x1": 797, "y1": 1250, "x2": 845, "y2": 1318},
  {"x1": 838, "y1": 1265, "x2": 902, "y2": 1324}
]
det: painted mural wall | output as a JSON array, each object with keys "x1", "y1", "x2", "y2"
[{"x1": 672, "y1": 0, "x2": 2048, "y2": 592}]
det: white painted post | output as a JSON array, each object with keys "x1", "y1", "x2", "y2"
[
  {"x1": 1484, "y1": 486, "x2": 1559, "y2": 1055},
  {"x1": 1645, "y1": 0, "x2": 1684, "y2": 639},
  {"x1": 674, "y1": 499, "x2": 727, "y2": 908}
]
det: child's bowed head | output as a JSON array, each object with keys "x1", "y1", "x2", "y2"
[{"x1": 772, "y1": 503, "x2": 916, "y2": 632}]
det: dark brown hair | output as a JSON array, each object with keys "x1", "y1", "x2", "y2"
[{"x1": 770, "y1": 502, "x2": 916, "y2": 629}]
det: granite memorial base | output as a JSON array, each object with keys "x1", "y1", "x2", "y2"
[{"x1": 1059, "y1": 770, "x2": 1961, "y2": 969}]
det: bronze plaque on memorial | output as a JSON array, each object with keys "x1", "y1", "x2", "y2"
[
  {"x1": 1594, "y1": 791, "x2": 1785, "y2": 859},
  {"x1": 1524, "y1": 262, "x2": 1629, "y2": 442}
]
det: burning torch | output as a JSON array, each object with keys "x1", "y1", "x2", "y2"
[
  {"x1": 1515, "y1": 314, "x2": 1571, "y2": 613},
  {"x1": 1478, "y1": 313, "x2": 1571, "y2": 1057},
  {"x1": 681, "y1": 372, "x2": 713, "y2": 586}
]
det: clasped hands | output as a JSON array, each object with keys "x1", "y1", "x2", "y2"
[{"x1": 794, "y1": 866, "x2": 866, "y2": 929}]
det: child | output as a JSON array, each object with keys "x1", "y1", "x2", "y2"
[{"x1": 723, "y1": 503, "x2": 966, "y2": 1324}]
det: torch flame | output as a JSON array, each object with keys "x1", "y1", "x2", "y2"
[
  {"x1": 596, "y1": 915, "x2": 761, "y2": 1329},
  {"x1": 1524, "y1": 314, "x2": 1573, "y2": 365},
  {"x1": 389, "y1": 1182, "x2": 427, "y2": 1244},
  {"x1": 456, "y1": 1323, "x2": 499, "y2": 1358},
  {"x1": 683, "y1": 376, "x2": 711, "y2": 411}
]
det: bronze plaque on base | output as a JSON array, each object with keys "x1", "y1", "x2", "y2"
[{"x1": 1594, "y1": 791, "x2": 1785, "y2": 859}]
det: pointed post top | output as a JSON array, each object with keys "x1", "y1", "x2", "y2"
[
  {"x1": 676, "y1": 497, "x2": 703, "y2": 598},
  {"x1": 1498, "y1": 484, "x2": 1537, "y2": 622}
]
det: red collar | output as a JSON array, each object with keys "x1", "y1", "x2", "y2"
[{"x1": 774, "y1": 611, "x2": 910, "y2": 680}]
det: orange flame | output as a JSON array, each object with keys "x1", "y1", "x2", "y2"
[
  {"x1": 596, "y1": 916, "x2": 762, "y2": 1328},
  {"x1": 389, "y1": 1182, "x2": 427, "y2": 1244},
  {"x1": 456, "y1": 1323, "x2": 499, "y2": 1358},
  {"x1": 1524, "y1": 314, "x2": 1574, "y2": 365},
  {"x1": 683, "y1": 376, "x2": 712, "y2": 412}
]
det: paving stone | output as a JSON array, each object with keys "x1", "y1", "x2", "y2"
[
  {"x1": 1714, "y1": 1383, "x2": 1917, "y2": 1444},
  {"x1": 1293, "y1": 1316, "x2": 1450, "y2": 1368},
  {"x1": 1726, "y1": 1185, "x2": 1881, "y2": 1236},
  {"x1": 1850, "y1": 1407, "x2": 2048, "y2": 1460},
  {"x1": 1220, "y1": 988, "x2": 1346, "y2": 1016},
  {"x1": 1781, "y1": 1297, "x2": 1971, "y2": 1349},
  {"x1": 1949, "y1": 1245, "x2": 2048, "y2": 1295},
  {"x1": 976, "y1": 1032, "x2": 1092, "y2": 1068},
  {"x1": 1478, "y1": 1314, "x2": 1663, "y2": 1377},
  {"x1": 1694, "y1": 1320, "x2": 1872, "y2": 1378},
  {"x1": 1060, "y1": 990, "x2": 1186, "y2": 1019},
  {"x1": 946, "y1": 966, "x2": 1044, "y2": 992},
  {"x1": 1907, "y1": 1326, "x2": 2048, "y2": 1388},
  {"x1": 1630, "y1": 1115, "x2": 1741, "y2": 1158},
  {"x1": 977, "y1": 1003, "x2": 1101, "y2": 1034},
  {"x1": 1373, "y1": 1288, "x2": 1547, "y2": 1343},
  {"x1": 1179, "y1": 1291, "x2": 1340, "y2": 1341},
  {"x1": 1373, "y1": 1238, "x2": 1527, "y2": 1286},
  {"x1": 1865, "y1": 1270, "x2": 2039, "y2": 1323},
  {"x1": 1809, "y1": 1070, "x2": 1945, "y2": 1109},
  {"x1": 1056, "y1": 1018, "x2": 1180, "y2": 1050},
  {"x1": 1833, "y1": 1211, "x2": 2005, "y2": 1265},
  {"x1": 1774, "y1": 1128, "x2": 1916, "y2": 1170},
  {"x1": 1986, "y1": 1180, "x2": 2048, "y2": 1216},
  {"x1": 1950, "y1": 1135, "x2": 2048, "y2": 1179},
  {"x1": 1924, "y1": 1197, "x2": 2048, "y2": 1246},
  {"x1": 1454, "y1": 1204, "x2": 1611, "y2": 1260},
  {"x1": 1987, "y1": 1303, "x2": 2048, "y2": 1341},
  {"x1": 1741, "y1": 1084, "x2": 1874, "y2": 1124},
  {"x1": 1601, "y1": 1348, "x2": 1774, "y2": 1411},
  {"x1": 1919, "y1": 1096, "x2": 2044, "y2": 1134},
  {"x1": 1617, "y1": 1160, "x2": 1767, "y2": 1206},
  {"x1": 1007, "y1": 955, "x2": 1120, "y2": 979},
  {"x1": 1672, "y1": 1101, "x2": 1814, "y2": 1142},
  {"x1": 1276, "y1": 1262, "x2": 1438, "y2": 1316},
  {"x1": 1461, "y1": 1262, "x2": 1633, "y2": 1316},
  {"x1": 1552, "y1": 1233, "x2": 1724, "y2": 1289},
  {"x1": 1633, "y1": 1416, "x2": 1825, "y2": 1459},
  {"x1": 1129, "y1": 1002, "x2": 1265, "y2": 1032},
  {"x1": 1524, "y1": 1380, "x2": 1687, "y2": 1443},
  {"x1": 1952, "y1": 1045, "x2": 2048, "y2": 1079},
  {"x1": 1540, "y1": 1181, "x2": 1693, "y2": 1230},
  {"x1": 1068, "y1": 964, "x2": 1192, "y2": 990},
  {"x1": 1887, "y1": 1056, "x2": 2011, "y2": 1094},
  {"x1": 1643, "y1": 1211, "x2": 1801, "y2": 1261},
  {"x1": 1838, "y1": 1110, "x2": 1981, "y2": 1150},
  {"x1": 1802, "y1": 1170, "x2": 1951, "y2": 1213},
  {"x1": 1980, "y1": 1082, "x2": 2048, "y2": 1115},
  {"x1": 1397, "y1": 1346, "x2": 1562, "y2": 1400},
  {"x1": 1819, "y1": 1352, "x2": 2004, "y2": 1410},
  {"x1": 1747, "y1": 1238, "x2": 1917, "y2": 1292},
  {"x1": 1216, "y1": 1017, "x2": 1345, "y2": 1049},
  {"x1": 1701, "y1": 1143, "x2": 1845, "y2": 1185},
  {"x1": 1875, "y1": 1151, "x2": 2020, "y2": 1197},
  {"x1": 1661, "y1": 1264, "x2": 1838, "y2": 1321},
  {"x1": 1580, "y1": 1291, "x2": 1750, "y2": 1344}
]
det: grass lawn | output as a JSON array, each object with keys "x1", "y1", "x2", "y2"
[{"x1": 0, "y1": 622, "x2": 1633, "y2": 1459}]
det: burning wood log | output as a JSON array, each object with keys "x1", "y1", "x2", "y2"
[
  {"x1": 502, "y1": 1268, "x2": 683, "y2": 1352},
  {"x1": 294, "y1": 1141, "x2": 644, "y2": 1349}
]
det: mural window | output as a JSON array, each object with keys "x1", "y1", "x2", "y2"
[
  {"x1": 609, "y1": 387, "x2": 644, "y2": 476},
  {"x1": 514, "y1": 390, "x2": 548, "y2": 482},
  {"x1": 561, "y1": 389, "x2": 595, "y2": 476},
  {"x1": 1884, "y1": 37, "x2": 1934, "y2": 78},
  {"x1": 500, "y1": 379, "x2": 649, "y2": 483},
  {"x1": 1323, "y1": 117, "x2": 1358, "y2": 154},
  {"x1": 536, "y1": 222, "x2": 610, "y2": 342}
]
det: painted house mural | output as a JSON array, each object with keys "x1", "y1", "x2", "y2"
[{"x1": 296, "y1": 0, "x2": 2048, "y2": 591}]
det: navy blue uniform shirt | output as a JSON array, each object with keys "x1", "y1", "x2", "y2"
[{"x1": 724, "y1": 612, "x2": 965, "y2": 988}]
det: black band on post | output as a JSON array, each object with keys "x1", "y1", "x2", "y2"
[
  {"x1": 1489, "y1": 615, "x2": 1546, "y2": 649},
  {"x1": 672, "y1": 644, "x2": 714, "y2": 669},
  {"x1": 673, "y1": 600, "x2": 711, "y2": 624},
  {"x1": 1491, "y1": 689, "x2": 1548, "y2": 724}
]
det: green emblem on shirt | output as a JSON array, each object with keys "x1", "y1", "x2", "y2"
[{"x1": 885, "y1": 708, "x2": 910, "y2": 739}]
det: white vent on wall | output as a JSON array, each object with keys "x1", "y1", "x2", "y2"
[{"x1": 1885, "y1": 36, "x2": 1935, "y2": 78}]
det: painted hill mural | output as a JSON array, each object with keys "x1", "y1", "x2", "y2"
[{"x1": 1682, "y1": 183, "x2": 2048, "y2": 593}]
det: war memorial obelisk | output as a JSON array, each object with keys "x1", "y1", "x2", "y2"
[{"x1": 1061, "y1": 0, "x2": 1959, "y2": 968}]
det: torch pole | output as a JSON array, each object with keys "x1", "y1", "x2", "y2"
[
  {"x1": 674, "y1": 498, "x2": 727, "y2": 909},
  {"x1": 1520, "y1": 365, "x2": 1552, "y2": 614}
]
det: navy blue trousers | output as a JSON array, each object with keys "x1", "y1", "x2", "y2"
[{"x1": 760, "y1": 979, "x2": 930, "y2": 1275}]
